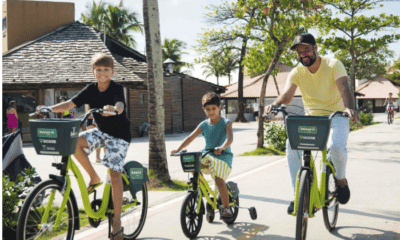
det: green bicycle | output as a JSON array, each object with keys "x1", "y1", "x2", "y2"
[
  {"x1": 272, "y1": 106, "x2": 349, "y2": 240},
  {"x1": 16, "y1": 108, "x2": 149, "y2": 240},
  {"x1": 172, "y1": 149, "x2": 257, "y2": 239}
]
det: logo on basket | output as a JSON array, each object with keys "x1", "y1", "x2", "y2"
[
  {"x1": 37, "y1": 128, "x2": 57, "y2": 138},
  {"x1": 39, "y1": 139, "x2": 57, "y2": 144},
  {"x1": 300, "y1": 135, "x2": 316, "y2": 140},
  {"x1": 298, "y1": 126, "x2": 317, "y2": 134},
  {"x1": 130, "y1": 168, "x2": 143, "y2": 180},
  {"x1": 70, "y1": 127, "x2": 78, "y2": 138}
]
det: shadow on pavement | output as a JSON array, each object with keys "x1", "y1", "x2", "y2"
[
  {"x1": 348, "y1": 157, "x2": 400, "y2": 164},
  {"x1": 331, "y1": 226, "x2": 400, "y2": 240},
  {"x1": 241, "y1": 194, "x2": 400, "y2": 222},
  {"x1": 224, "y1": 222, "x2": 269, "y2": 239}
]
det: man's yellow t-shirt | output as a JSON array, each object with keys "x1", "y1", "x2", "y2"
[{"x1": 288, "y1": 57, "x2": 348, "y2": 116}]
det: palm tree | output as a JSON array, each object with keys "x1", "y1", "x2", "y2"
[
  {"x1": 103, "y1": 0, "x2": 143, "y2": 48},
  {"x1": 81, "y1": 0, "x2": 107, "y2": 30},
  {"x1": 220, "y1": 48, "x2": 239, "y2": 84},
  {"x1": 162, "y1": 38, "x2": 193, "y2": 74},
  {"x1": 143, "y1": 0, "x2": 171, "y2": 181},
  {"x1": 202, "y1": 54, "x2": 224, "y2": 85},
  {"x1": 81, "y1": 0, "x2": 143, "y2": 49}
]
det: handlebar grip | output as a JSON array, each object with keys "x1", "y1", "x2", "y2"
[{"x1": 29, "y1": 112, "x2": 37, "y2": 117}]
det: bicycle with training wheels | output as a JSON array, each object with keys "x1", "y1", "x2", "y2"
[
  {"x1": 171, "y1": 149, "x2": 257, "y2": 239},
  {"x1": 17, "y1": 108, "x2": 149, "y2": 240},
  {"x1": 271, "y1": 106, "x2": 348, "y2": 240}
]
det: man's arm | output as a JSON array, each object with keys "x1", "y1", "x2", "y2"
[
  {"x1": 265, "y1": 83, "x2": 297, "y2": 114},
  {"x1": 336, "y1": 76, "x2": 359, "y2": 122}
]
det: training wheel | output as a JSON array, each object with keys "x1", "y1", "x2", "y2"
[{"x1": 249, "y1": 207, "x2": 257, "y2": 220}]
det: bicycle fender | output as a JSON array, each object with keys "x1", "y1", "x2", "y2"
[{"x1": 49, "y1": 174, "x2": 80, "y2": 230}]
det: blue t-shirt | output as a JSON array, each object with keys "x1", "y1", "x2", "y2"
[{"x1": 199, "y1": 117, "x2": 233, "y2": 168}]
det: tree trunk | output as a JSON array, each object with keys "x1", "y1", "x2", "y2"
[
  {"x1": 234, "y1": 38, "x2": 248, "y2": 122},
  {"x1": 273, "y1": 74, "x2": 280, "y2": 95},
  {"x1": 143, "y1": 0, "x2": 171, "y2": 180},
  {"x1": 257, "y1": 43, "x2": 285, "y2": 148}
]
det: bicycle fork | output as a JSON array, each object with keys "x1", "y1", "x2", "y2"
[{"x1": 293, "y1": 150, "x2": 330, "y2": 218}]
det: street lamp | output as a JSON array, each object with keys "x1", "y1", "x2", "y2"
[{"x1": 163, "y1": 58, "x2": 175, "y2": 74}]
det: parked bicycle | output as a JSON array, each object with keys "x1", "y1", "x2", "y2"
[
  {"x1": 172, "y1": 149, "x2": 257, "y2": 239},
  {"x1": 17, "y1": 108, "x2": 149, "y2": 240},
  {"x1": 271, "y1": 106, "x2": 348, "y2": 240}
]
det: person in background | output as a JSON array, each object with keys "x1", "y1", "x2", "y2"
[
  {"x1": 59, "y1": 97, "x2": 72, "y2": 118},
  {"x1": 6, "y1": 100, "x2": 18, "y2": 133}
]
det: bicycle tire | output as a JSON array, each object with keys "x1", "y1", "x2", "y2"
[
  {"x1": 16, "y1": 180, "x2": 75, "y2": 240},
  {"x1": 123, "y1": 182, "x2": 148, "y2": 240},
  {"x1": 296, "y1": 170, "x2": 310, "y2": 240},
  {"x1": 221, "y1": 195, "x2": 239, "y2": 225},
  {"x1": 322, "y1": 163, "x2": 339, "y2": 231},
  {"x1": 180, "y1": 192, "x2": 204, "y2": 239},
  {"x1": 388, "y1": 113, "x2": 391, "y2": 125}
]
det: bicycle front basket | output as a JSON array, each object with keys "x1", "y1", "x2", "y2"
[
  {"x1": 29, "y1": 118, "x2": 81, "y2": 156},
  {"x1": 286, "y1": 115, "x2": 331, "y2": 151},
  {"x1": 180, "y1": 152, "x2": 201, "y2": 173}
]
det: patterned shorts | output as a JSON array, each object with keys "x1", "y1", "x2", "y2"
[
  {"x1": 201, "y1": 155, "x2": 232, "y2": 181},
  {"x1": 80, "y1": 128, "x2": 130, "y2": 173}
]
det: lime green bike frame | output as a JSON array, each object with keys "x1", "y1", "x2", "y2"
[
  {"x1": 192, "y1": 172, "x2": 236, "y2": 214},
  {"x1": 292, "y1": 149, "x2": 336, "y2": 218},
  {"x1": 40, "y1": 155, "x2": 137, "y2": 231}
]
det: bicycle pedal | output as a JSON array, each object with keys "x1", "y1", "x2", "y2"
[{"x1": 312, "y1": 206, "x2": 320, "y2": 214}]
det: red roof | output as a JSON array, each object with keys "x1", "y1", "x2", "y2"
[
  {"x1": 222, "y1": 62, "x2": 302, "y2": 98},
  {"x1": 355, "y1": 76, "x2": 400, "y2": 99}
]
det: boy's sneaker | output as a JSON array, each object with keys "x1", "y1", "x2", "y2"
[
  {"x1": 337, "y1": 180, "x2": 350, "y2": 204},
  {"x1": 287, "y1": 201, "x2": 294, "y2": 215},
  {"x1": 220, "y1": 208, "x2": 233, "y2": 219}
]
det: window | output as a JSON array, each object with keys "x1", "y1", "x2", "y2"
[
  {"x1": 2, "y1": 17, "x2": 6, "y2": 34},
  {"x1": 245, "y1": 99, "x2": 256, "y2": 113},
  {"x1": 227, "y1": 99, "x2": 238, "y2": 114}
]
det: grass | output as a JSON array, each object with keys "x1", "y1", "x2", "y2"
[
  {"x1": 239, "y1": 147, "x2": 285, "y2": 156},
  {"x1": 147, "y1": 170, "x2": 188, "y2": 191}
]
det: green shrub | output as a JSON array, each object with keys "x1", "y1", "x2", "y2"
[
  {"x1": 358, "y1": 112, "x2": 374, "y2": 126},
  {"x1": 264, "y1": 121, "x2": 287, "y2": 151},
  {"x1": 3, "y1": 168, "x2": 37, "y2": 233}
]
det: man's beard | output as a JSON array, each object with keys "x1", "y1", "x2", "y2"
[{"x1": 300, "y1": 53, "x2": 316, "y2": 67}]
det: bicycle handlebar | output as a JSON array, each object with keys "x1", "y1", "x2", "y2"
[
  {"x1": 271, "y1": 106, "x2": 349, "y2": 120},
  {"x1": 171, "y1": 148, "x2": 224, "y2": 158}
]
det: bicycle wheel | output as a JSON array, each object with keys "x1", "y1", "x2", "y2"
[
  {"x1": 221, "y1": 195, "x2": 239, "y2": 225},
  {"x1": 296, "y1": 170, "x2": 310, "y2": 240},
  {"x1": 17, "y1": 180, "x2": 75, "y2": 240},
  {"x1": 122, "y1": 182, "x2": 148, "y2": 240},
  {"x1": 323, "y1": 164, "x2": 339, "y2": 231},
  {"x1": 388, "y1": 113, "x2": 391, "y2": 125},
  {"x1": 180, "y1": 192, "x2": 204, "y2": 239}
]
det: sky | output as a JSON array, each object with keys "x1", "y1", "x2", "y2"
[{"x1": 53, "y1": 0, "x2": 400, "y2": 86}]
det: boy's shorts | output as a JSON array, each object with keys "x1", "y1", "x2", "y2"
[
  {"x1": 201, "y1": 155, "x2": 232, "y2": 181},
  {"x1": 80, "y1": 128, "x2": 130, "y2": 173}
]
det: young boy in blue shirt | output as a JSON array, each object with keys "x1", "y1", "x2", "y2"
[
  {"x1": 40, "y1": 53, "x2": 129, "y2": 240},
  {"x1": 171, "y1": 92, "x2": 234, "y2": 218}
]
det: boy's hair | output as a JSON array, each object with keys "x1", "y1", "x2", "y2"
[
  {"x1": 202, "y1": 92, "x2": 220, "y2": 107},
  {"x1": 91, "y1": 53, "x2": 114, "y2": 69}
]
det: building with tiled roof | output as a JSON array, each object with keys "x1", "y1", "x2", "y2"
[
  {"x1": 355, "y1": 76, "x2": 400, "y2": 113},
  {"x1": 221, "y1": 62, "x2": 304, "y2": 121},
  {"x1": 2, "y1": 19, "x2": 224, "y2": 140}
]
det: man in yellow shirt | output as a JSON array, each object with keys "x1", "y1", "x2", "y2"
[{"x1": 265, "y1": 33, "x2": 359, "y2": 214}]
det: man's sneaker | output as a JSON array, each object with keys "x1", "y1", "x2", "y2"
[
  {"x1": 287, "y1": 201, "x2": 294, "y2": 215},
  {"x1": 220, "y1": 208, "x2": 233, "y2": 219},
  {"x1": 337, "y1": 179, "x2": 350, "y2": 204}
]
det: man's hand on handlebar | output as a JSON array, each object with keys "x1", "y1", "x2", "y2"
[
  {"x1": 265, "y1": 104, "x2": 279, "y2": 116},
  {"x1": 344, "y1": 108, "x2": 359, "y2": 123},
  {"x1": 171, "y1": 149, "x2": 179, "y2": 156}
]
